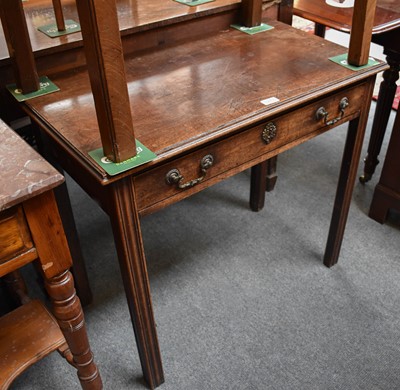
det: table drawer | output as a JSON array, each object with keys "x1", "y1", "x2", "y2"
[
  {"x1": 0, "y1": 207, "x2": 34, "y2": 264},
  {"x1": 135, "y1": 82, "x2": 367, "y2": 213}
]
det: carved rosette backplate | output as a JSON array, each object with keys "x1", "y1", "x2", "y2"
[{"x1": 262, "y1": 122, "x2": 277, "y2": 144}]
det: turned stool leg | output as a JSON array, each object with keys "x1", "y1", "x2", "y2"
[
  {"x1": 45, "y1": 270, "x2": 102, "y2": 390},
  {"x1": 360, "y1": 50, "x2": 400, "y2": 183}
]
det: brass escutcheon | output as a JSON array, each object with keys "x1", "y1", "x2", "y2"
[{"x1": 262, "y1": 122, "x2": 277, "y2": 144}]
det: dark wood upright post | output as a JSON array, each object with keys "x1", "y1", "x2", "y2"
[
  {"x1": 348, "y1": 0, "x2": 377, "y2": 66},
  {"x1": 324, "y1": 77, "x2": 376, "y2": 267},
  {"x1": 241, "y1": 0, "x2": 262, "y2": 27},
  {"x1": 52, "y1": 0, "x2": 66, "y2": 31},
  {"x1": 0, "y1": 0, "x2": 39, "y2": 93},
  {"x1": 278, "y1": 0, "x2": 294, "y2": 25},
  {"x1": 75, "y1": 0, "x2": 137, "y2": 163},
  {"x1": 109, "y1": 178, "x2": 164, "y2": 389}
]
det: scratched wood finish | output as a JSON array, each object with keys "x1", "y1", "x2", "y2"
[
  {"x1": 348, "y1": 0, "x2": 378, "y2": 66},
  {"x1": 134, "y1": 83, "x2": 369, "y2": 215},
  {"x1": 75, "y1": 0, "x2": 136, "y2": 163},
  {"x1": 0, "y1": 300, "x2": 66, "y2": 389},
  {"x1": 0, "y1": 0, "x2": 39, "y2": 92},
  {"x1": 24, "y1": 22, "x2": 384, "y2": 185}
]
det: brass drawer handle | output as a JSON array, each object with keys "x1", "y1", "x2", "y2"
[
  {"x1": 262, "y1": 122, "x2": 277, "y2": 144},
  {"x1": 316, "y1": 97, "x2": 349, "y2": 126},
  {"x1": 166, "y1": 154, "x2": 214, "y2": 189}
]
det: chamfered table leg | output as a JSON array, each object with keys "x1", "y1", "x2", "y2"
[
  {"x1": 250, "y1": 161, "x2": 267, "y2": 212},
  {"x1": 360, "y1": 49, "x2": 400, "y2": 183},
  {"x1": 249, "y1": 157, "x2": 278, "y2": 212},
  {"x1": 324, "y1": 77, "x2": 375, "y2": 268},
  {"x1": 108, "y1": 177, "x2": 164, "y2": 389}
]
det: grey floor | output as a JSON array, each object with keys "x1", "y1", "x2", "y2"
[{"x1": 10, "y1": 96, "x2": 400, "y2": 389}]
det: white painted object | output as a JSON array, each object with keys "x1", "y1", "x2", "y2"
[{"x1": 325, "y1": 0, "x2": 354, "y2": 8}]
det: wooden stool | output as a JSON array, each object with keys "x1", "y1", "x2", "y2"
[
  {"x1": 0, "y1": 119, "x2": 102, "y2": 389},
  {"x1": 369, "y1": 108, "x2": 400, "y2": 223}
]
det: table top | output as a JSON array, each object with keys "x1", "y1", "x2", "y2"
[
  {"x1": 293, "y1": 0, "x2": 400, "y2": 34},
  {"x1": 0, "y1": 0, "x2": 240, "y2": 62},
  {"x1": 21, "y1": 21, "x2": 385, "y2": 184},
  {"x1": 0, "y1": 119, "x2": 64, "y2": 211}
]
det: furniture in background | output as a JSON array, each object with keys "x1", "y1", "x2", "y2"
[
  {"x1": 0, "y1": 0, "x2": 383, "y2": 388},
  {"x1": 369, "y1": 108, "x2": 400, "y2": 222},
  {"x1": 292, "y1": 0, "x2": 400, "y2": 183},
  {"x1": 0, "y1": 119, "x2": 102, "y2": 389}
]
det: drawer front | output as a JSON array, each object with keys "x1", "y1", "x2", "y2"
[
  {"x1": 0, "y1": 207, "x2": 34, "y2": 264},
  {"x1": 135, "y1": 83, "x2": 367, "y2": 213}
]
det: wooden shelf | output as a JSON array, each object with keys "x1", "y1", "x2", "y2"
[{"x1": 0, "y1": 300, "x2": 66, "y2": 389}]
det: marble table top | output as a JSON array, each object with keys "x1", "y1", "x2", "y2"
[{"x1": 0, "y1": 119, "x2": 64, "y2": 211}]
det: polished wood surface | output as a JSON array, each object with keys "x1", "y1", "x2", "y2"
[
  {"x1": 0, "y1": 0, "x2": 241, "y2": 61},
  {"x1": 17, "y1": 18, "x2": 384, "y2": 388},
  {"x1": 0, "y1": 120, "x2": 102, "y2": 389},
  {"x1": 1, "y1": 1, "x2": 384, "y2": 388},
  {"x1": 293, "y1": 0, "x2": 400, "y2": 34},
  {"x1": 23, "y1": 23, "x2": 380, "y2": 184}
]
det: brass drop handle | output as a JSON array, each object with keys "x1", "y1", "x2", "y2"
[
  {"x1": 316, "y1": 97, "x2": 349, "y2": 126},
  {"x1": 166, "y1": 154, "x2": 214, "y2": 190}
]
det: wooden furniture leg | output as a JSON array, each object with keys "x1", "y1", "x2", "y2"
[
  {"x1": 250, "y1": 161, "x2": 267, "y2": 211},
  {"x1": 361, "y1": 49, "x2": 400, "y2": 183},
  {"x1": 53, "y1": 183, "x2": 93, "y2": 306},
  {"x1": 324, "y1": 79, "x2": 375, "y2": 267},
  {"x1": 248, "y1": 1, "x2": 293, "y2": 212},
  {"x1": 2, "y1": 270, "x2": 30, "y2": 306},
  {"x1": 45, "y1": 271, "x2": 100, "y2": 389},
  {"x1": 315, "y1": 23, "x2": 326, "y2": 38},
  {"x1": 108, "y1": 178, "x2": 164, "y2": 389},
  {"x1": 52, "y1": 0, "x2": 66, "y2": 31},
  {"x1": 31, "y1": 121, "x2": 93, "y2": 306},
  {"x1": 23, "y1": 190, "x2": 102, "y2": 389},
  {"x1": 368, "y1": 108, "x2": 400, "y2": 223},
  {"x1": 0, "y1": 0, "x2": 39, "y2": 93}
]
